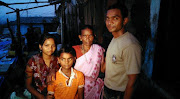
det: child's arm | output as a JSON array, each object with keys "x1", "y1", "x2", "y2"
[
  {"x1": 46, "y1": 94, "x2": 54, "y2": 99},
  {"x1": 47, "y1": 76, "x2": 55, "y2": 99},
  {"x1": 47, "y1": 68, "x2": 56, "y2": 84},
  {"x1": 78, "y1": 71, "x2": 85, "y2": 99},
  {"x1": 77, "y1": 87, "x2": 84, "y2": 99}
]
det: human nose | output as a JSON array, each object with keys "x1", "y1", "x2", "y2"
[
  {"x1": 64, "y1": 59, "x2": 68, "y2": 63},
  {"x1": 86, "y1": 35, "x2": 93, "y2": 40},
  {"x1": 48, "y1": 45, "x2": 54, "y2": 51},
  {"x1": 86, "y1": 35, "x2": 91, "y2": 39},
  {"x1": 64, "y1": 59, "x2": 72, "y2": 63}
]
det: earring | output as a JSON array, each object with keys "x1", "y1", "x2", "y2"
[{"x1": 80, "y1": 39, "x2": 82, "y2": 41}]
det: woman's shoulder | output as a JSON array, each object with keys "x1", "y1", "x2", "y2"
[
  {"x1": 27, "y1": 54, "x2": 44, "y2": 65},
  {"x1": 29, "y1": 54, "x2": 40, "y2": 59},
  {"x1": 27, "y1": 54, "x2": 39, "y2": 62},
  {"x1": 93, "y1": 44, "x2": 103, "y2": 48},
  {"x1": 92, "y1": 44, "x2": 105, "y2": 52}
]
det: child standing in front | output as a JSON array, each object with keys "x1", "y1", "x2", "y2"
[{"x1": 47, "y1": 46, "x2": 85, "y2": 99}]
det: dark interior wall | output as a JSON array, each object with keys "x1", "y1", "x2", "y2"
[
  {"x1": 152, "y1": 0, "x2": 178, "y2": 81},
  {"x1": 130, "y1": 0, "x2": 150, "y2": 62},
  {"x1": 63, "y1": 0, "x2": 178, "y2": 81}
]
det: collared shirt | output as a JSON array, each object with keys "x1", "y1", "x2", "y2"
[{"x1": 48, "y1": 67, "x2": 85, "y2": 99}]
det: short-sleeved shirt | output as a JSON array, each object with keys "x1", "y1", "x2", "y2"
[
  {"x1": 26, "y1": 54, "x2": 59, "y2": 93},
  {"x1": 104, "y1": 32, "x2": 142, "y2": 91},
  {"x1": 48, "y1": 67, "x2": 85, "y2": 99}
]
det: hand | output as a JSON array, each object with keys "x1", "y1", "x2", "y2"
[
  {"x1": 38, "y1": 94, "x2": 45, "y2": 99},
  {"x1": 46, "y1": 94, "x2": 54, "y2": 99},
  {"x1": 47, "y1": 69, "x2": 56, "y2": 84}
]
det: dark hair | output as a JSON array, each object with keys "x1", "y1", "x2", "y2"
[
  {"x1": 39, "y1": 33, "x2": 57, "y2": 46},
  {"x1": 80, "y1": 24, "x2": 95, "y2": 36},
  {"x1": 57, "y1": 45, "x2": 76, "y2": 57},
  {"x1": 39, "y1": 33, "x2": 57, "y2": 56},
  {"x1": 107, "y1": 3, "x2": 128, "y2": 19}
]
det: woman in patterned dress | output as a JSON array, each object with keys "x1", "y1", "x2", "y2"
[
  {"x1": 25, "y1": 33, "x2": 59, "y2": 99},
  {"x1": 73, "y1": 25, "x2": 105, "y2": 99}
]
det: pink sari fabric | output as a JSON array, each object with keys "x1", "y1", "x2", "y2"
[{"x1": 74, "y1": 44, "x2": 105, "y2": 99}]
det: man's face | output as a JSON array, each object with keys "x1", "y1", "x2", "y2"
[{"x1": 105, "y1": 8, "x2": 124, "y2": 33}]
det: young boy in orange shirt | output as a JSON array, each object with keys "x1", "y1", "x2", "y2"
[{"x1": 47, "y1": 46, "x2": 84, "y2": 99}]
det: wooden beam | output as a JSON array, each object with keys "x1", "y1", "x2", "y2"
[
  {"x1": 6, "y1": 1, "x2": 61, "y2": 14},
  {"x1": 5, "y1": 1, "x2": 49, "y2": 5},
  {"x1": 0, "y1": 1, "x2": 16, "y2": 10}
]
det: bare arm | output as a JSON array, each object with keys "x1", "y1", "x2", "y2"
[
  {"x1": 78, "y1": 87, "x2": 84, "y2": 99},
  {"x1": 25, "y1": 66, "x2": 45, "y2": 99},
  {"x1": 101, "y1": 61, "x2": 106, "y2": 73},
  {"x1": 100, "y1": 54, "x2": 106, "y2": 73},
  {"x1": 123, "y1": 74, "x2": 138, "y2": 99},
  {"x1": 46, "y1": 94, "x2": 54, "y2": 99}
]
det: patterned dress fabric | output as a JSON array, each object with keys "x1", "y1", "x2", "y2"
[{"x1": 73, "y1": 44, "x2": 105, "y2": 99}]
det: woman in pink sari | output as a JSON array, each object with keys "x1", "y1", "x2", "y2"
[{"x1": 73, "y1": 25, "x2": 105, "y2": 99}]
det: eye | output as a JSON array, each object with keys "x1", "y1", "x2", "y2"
[
  {"x1": 51, "y1": 45, "x2": 56, "y2": 48},
  {"x1": 89, "y1": 35, "x2": 93, "y2": 38},
  {"x1": 106, "y1": 17, "x2": 109, "y2": 21},
  {"x1": 44, "y1": 44, "x2": 49, "y2": 46},
  {"x1": 60, "y1": 58, "x2": 65, "y2": 61},
  {"x1": 114, "y1": 17, "x2": 119, "y2": 20},
  {"x1": 82, "y1": 35, "x2": 86, "y2": 37},
  {"x1": 68, "y1": 58, "x2": 73, "y2": 61},
  {"x1": 82, "y1": 35, "x2": 88, "y2": 38}
]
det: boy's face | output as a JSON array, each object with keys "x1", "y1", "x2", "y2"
[{"x1": 58, "y1": 53, "x2": 75, "y2": 70}]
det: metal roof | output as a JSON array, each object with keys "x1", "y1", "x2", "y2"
[{"x1": 11, "y1": 17, "x2": 58, "y2": 24}]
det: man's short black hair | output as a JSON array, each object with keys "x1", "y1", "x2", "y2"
[{"x1": 107, "y1": 3, "x2": 128, "y2": 19}]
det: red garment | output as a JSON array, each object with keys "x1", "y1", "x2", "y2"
[
  {"x1": 26, "y1": 54, "x2": 59, "y2": 93},
  {"x1": 72, "y1": 45, "x2": 83, "y2": 58}
]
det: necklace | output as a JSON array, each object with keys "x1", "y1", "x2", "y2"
[
  {"x1": 81, "y1": 44, "x2": 90, "y2": 64},
  {"x1": 81, "y1": 44, "x2": 87, "y2": 54}
]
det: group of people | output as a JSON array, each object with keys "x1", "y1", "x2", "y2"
[{"x1": 25, "y1": 3, "x2": 142, "y2": 99}]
